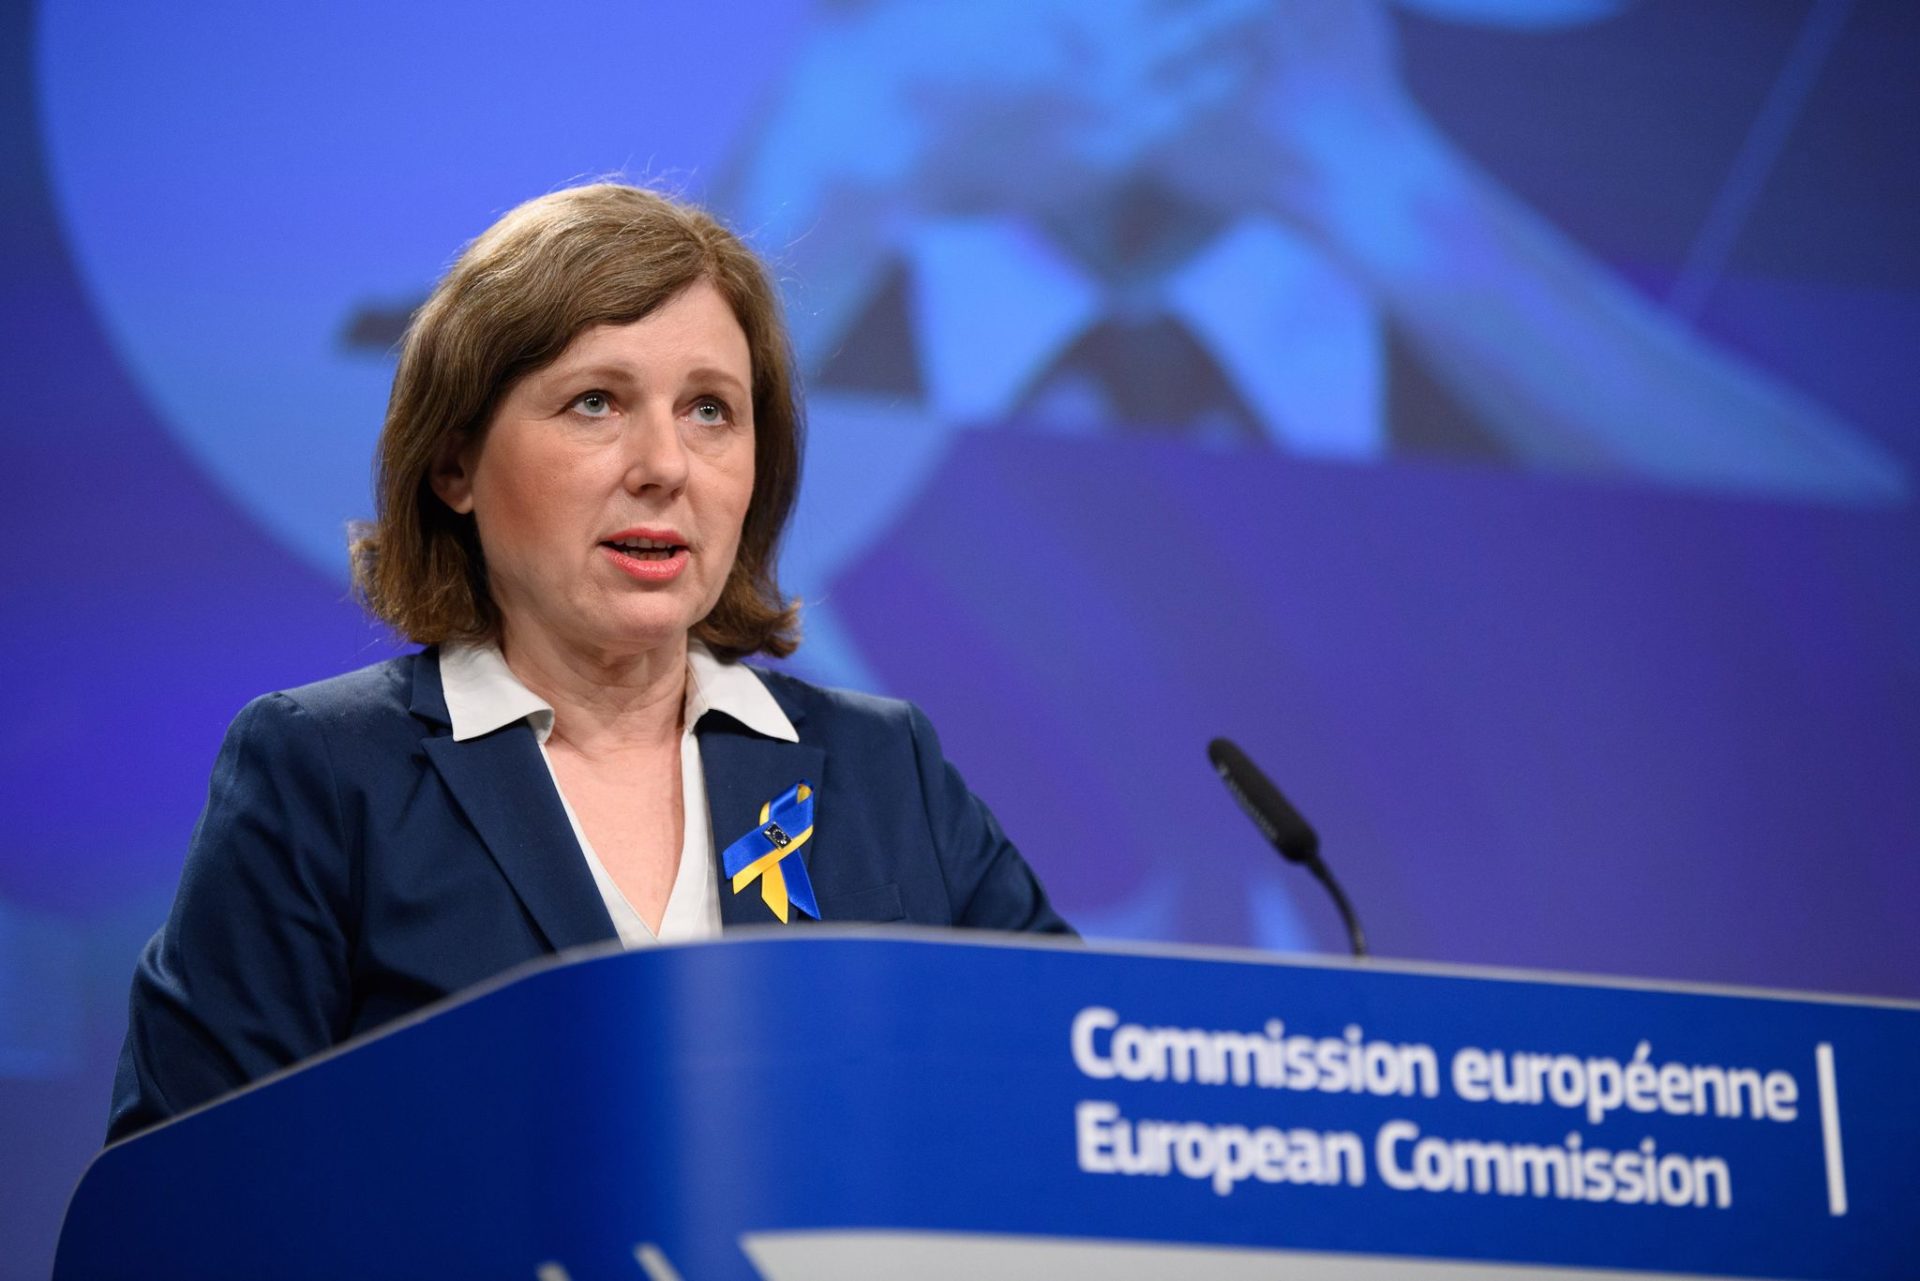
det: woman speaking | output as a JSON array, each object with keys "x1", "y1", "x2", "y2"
[{"x1": 109, "y1": 184, "x2": 1070, "y2": 1142}]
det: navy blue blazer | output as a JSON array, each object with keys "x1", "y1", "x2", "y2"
[{"x1": 110, "y1": 650, "x2": 1069, "y2": 1141}]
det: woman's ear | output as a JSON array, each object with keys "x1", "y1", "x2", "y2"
[{"x1": 428, "y1": 435, "x2": 477, "y2": 514}]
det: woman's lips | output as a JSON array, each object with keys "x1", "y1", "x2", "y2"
[{"x1": 601, "y1": 542, "x2": 689, "y2": 582}]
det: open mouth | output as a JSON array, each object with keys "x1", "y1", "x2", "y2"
[{"x1": 602, "y1": 538, "x2": 687, "y2": 561}]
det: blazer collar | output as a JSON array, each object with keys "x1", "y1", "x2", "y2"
[
  {"x1": 408, "y1": 647, "x2": 452, "y2": 726},
  {"x1": 410, "y1": 650, "x2": 618, "y2": 953}
]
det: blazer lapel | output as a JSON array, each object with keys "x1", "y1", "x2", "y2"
[
  {"x1": 700, "y1": 719, "x2": 826, "y2": 928},
  {"x1": 412, "y1": 654, "x2": 618, "y2": 953}
]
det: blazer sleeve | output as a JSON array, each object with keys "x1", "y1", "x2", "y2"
[
  {"x1": 905, "y1": 703, "x2": 1075, "y2": 936},
  {"x1": 108, "y1": 692, "x2": 357, "y2": 1142}
]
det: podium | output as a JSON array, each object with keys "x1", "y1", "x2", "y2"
[{"x1": 57, "y1": 931, "x2": 1920, "y2": 1279}]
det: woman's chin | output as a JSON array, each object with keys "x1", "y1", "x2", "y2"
[
  {"x1": 588, "y1": 619, "x2": 697, "y2": 660},
  {"x1": 505, "y1": 608, "x2": 700, "y2": 667}
]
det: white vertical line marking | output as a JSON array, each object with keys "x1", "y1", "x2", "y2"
[
  {"x1": 634, "y1": 1243, "x2": 687, "y2": 1281},
  {"x1": 1815, "y1": 1041, "x2": 1847, "y2": 1216}
]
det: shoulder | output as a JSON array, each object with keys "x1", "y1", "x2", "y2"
[
  {"x1": 264, "y1": 645, "x2": 422, "y2": 718},
  {"x1": 273, "y1": 650, "x2": 424, "y2": 720},
  {"x1": 746, "y1": 665, "x2": 971, "y2": 797},
  {"x1": 748, "y1": 664, "x2": 930, "y2": 747},
  {"x1": 221, "y1": 651, "x2": 432, "y2": 763}
]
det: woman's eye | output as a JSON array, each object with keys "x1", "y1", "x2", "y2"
[
  {"x1": 690, "y1": 397, "x2": 731, "y2": 427},
  {"x1": 571, "y1": 391, "x2": 613, "y2": 417}
]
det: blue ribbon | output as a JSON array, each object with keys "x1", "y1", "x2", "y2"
[{"x1": 722, "y1": 781, "x2": 819, "y2": 922}]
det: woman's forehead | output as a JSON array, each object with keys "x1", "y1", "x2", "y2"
[{"x1": 541, "y1": 283, "x2": 753, "y2": 383}]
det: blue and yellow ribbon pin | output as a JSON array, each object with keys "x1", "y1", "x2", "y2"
[{"x1": 722, "y1": 781, "x2": 819, "y2": 923}]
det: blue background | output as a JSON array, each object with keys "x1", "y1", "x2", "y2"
[{"x1": 4, "y1": 2, "x2": 1918, "y2": 1275}]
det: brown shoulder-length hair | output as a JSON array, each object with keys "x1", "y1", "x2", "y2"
[{"x1": 349, "y1": 182, "x2": 803, "y2": 660}]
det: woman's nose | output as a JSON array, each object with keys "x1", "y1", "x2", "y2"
[{"x1": 622, "y1": 408, "x2": 691, "y2": 494}]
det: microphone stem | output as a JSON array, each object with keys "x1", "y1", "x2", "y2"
[{"x1": 1305, "y1": 856, "x2": 1368, "y2": 958}]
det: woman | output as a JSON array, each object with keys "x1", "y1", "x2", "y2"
[{"x1": 109, "y1": 184, "x2": 1070, "y2": 1143}]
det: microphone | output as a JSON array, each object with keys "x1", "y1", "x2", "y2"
[{"x1": 1207, "y1": 738, "x2": 1368, "y2": 958}]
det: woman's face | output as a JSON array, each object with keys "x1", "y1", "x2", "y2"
[{"x1": 432, "y1": 280, "x2": 757, "y2": 662}]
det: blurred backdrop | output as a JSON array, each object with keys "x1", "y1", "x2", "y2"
[{"x1": 5, "y1": 1, "x2": 1918, "y2": 1274}]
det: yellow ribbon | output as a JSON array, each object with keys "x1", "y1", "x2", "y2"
[{"x1": 730, "y1": 784, "x2": 815, "y2": 923}]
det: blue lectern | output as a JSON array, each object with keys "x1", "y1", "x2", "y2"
[{"x1": 56, "y1": 931, "x2": 1920, "y2": 1279}]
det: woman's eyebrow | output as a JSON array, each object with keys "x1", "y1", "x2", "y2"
[
  {"x1": 532, "y1": 361, "x2": 748, "y2": 396},
  {"x1": 686, "y1": 365, "x2": 750, "y2": 397},
  {"x1": 536, "y1": 361, "x2": 640, "y2": 390}
]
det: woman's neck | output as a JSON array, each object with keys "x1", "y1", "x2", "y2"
[{"x1": 496, "y1": 626, "x2": 689, "y2": 756}]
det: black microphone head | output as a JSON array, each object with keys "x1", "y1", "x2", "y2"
[{"x1": 1207, "y1": 738, "x2": 1320, "y2": 864}]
